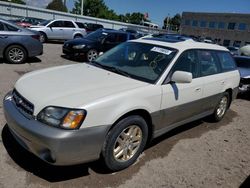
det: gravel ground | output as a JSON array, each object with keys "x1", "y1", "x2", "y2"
[{"x1": 0, "y1": 43, "x2": 249, "y2": 188}]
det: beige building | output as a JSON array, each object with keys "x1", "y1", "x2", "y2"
[{"x1": 181, "y1": 12, "x2": 250, "y2": 47}]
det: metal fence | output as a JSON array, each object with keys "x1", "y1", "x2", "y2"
[{"x1": 0, "y1": 1, "x2": 170, "y2": 34}]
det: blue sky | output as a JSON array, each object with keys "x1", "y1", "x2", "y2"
[{"x1": 26, "y1": 0, "x2": 250, "y2": 26}]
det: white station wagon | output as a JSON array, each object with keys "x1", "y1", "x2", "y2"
[{"x1": 3, "y1": 38, "x2": 240, "y2": 171}]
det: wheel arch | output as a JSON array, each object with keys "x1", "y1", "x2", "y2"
[
  {"x1": 73, "y1": 33, "x2": 83, "y2": 38},
  {"x1": 225, "y1": 88, "x2": 233, "y2": 108},
  {"x1": 108, "y1": 109, "x2": 154, "y2": 144}
]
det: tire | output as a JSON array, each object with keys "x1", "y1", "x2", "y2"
[
  {"x1": 5, "y1": 45, "x2": 27, "y2": 64},
  {"x1": 74, "y1": 34, "x2": 83, "y2": 39},
  {"x1": 39, "y1": 32, "x2": 47, "y2": 43},
  {"x1": 102, "y1": 115, "x2": 148, "y2": 171},
  {"x1": 209, "y1": 92, "x2": 230, "y2": 122},
  {"x1": 86, "y1": 49, "x2": 98, "y2": 62}
]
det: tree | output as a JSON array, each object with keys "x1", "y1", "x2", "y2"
[
  {"x1": 71, "y1": 0, "x2": 149, "y2": 24},
  {"x1": 163, "y1": 13, "x2": 182, "y2": 31},
  {"x1": 0, "y1": 0, "x2": 25, "y2": 5},
  {"x1": 46, "y1": 0, "x2": 68, "y2": 13}
]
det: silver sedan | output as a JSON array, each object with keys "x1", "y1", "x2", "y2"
[{"x1": 0, "y1": 19, "x2": 43, "y2": 64}]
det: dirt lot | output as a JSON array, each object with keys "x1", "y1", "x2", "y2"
[{"x1": 0, "y1": 43, "x2": 249, "y2": 188}]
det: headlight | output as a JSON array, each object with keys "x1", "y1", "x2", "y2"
[
  {"x1": 73, "y1": 44, "x2": 85, "y2": 49},
  {"x1": 37, "y1": 106, "x2": 86, "y2": 129}
]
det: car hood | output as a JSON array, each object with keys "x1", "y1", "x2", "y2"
[
  {"x1": 15, "y1": 64, "x2": 148, "y2": 115},
  {"x1": 238, "y1": 67, "x2": 250, "y2": 78},
  {"x1": 65, "y1": 38, "x2": 98, "y2": 46}
]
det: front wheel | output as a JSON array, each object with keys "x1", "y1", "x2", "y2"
[
  {"x1": 210, "y1": 92, "x2": 230, "y2": 122},
  {"x1": 102, "y1": 115, "x2": 148, "y2": 171},
  {"x1": 86, "y1": 49, "x2": 98, "y2": 62},
  {"x1": 5, "y1": 45, "x2": 27, "y2": 64}
]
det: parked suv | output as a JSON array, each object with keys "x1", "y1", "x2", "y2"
[
  {"x1": 30, "y1": 19, "x2": 87, "y2": 43},
  {"x1": 0, "y1": 19, "x2": 43, "y2": 64},
  {"x1": 3, "y1": 38, "x2": 240, "y2": 171},
  {"x1": 63, "y1": 29, "x2": 136, "y2": 61}
]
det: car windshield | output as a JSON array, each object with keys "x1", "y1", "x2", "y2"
[
  {"x1": 235, "y1": 57, "x2": 250, "y2": 68},
  {"x1": 92, "y1": 42, "x2": 177, "y2": 83},
  {"x1": 38, "y1": 20, "x2": 51, "y2": 26},
  {"x1": 85, "y1": 30, "x2": 108, "y2": 41}
]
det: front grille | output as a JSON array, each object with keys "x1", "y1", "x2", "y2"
[{"x1": 12, "y1": 89, "x2": 34, "y2": 117}]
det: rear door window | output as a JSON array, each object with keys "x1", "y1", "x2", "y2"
[
  {"x1": 64, "y1": 21, "x2": 75, "y2": 28},
  {"x1": 105, "y1": 33, "x2": 116, "y2": 43},
  {"x1": 198, "y1": 50, "x2": 221, "y2": 76},
  {"x1": 217, "y1": 51, "x2": 237, "y2": 72},
  {"x1": 75, "y1": 22, "x2": 85, "y2": 28}
]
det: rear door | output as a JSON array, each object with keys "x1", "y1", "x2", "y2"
[
  {"x1": 46, "y1": 20, "x2": 64, "y2": 40},
  {"x1": 159, "y1": 50, "x2": 204, "y2": 130},
  {"x1": 198, "y1": 50, "x2": 224, "y2": 112},
  {"x1": 63, "y1": 21, "x2": 76, "y2": 40}
]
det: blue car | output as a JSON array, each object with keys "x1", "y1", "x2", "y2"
[
  {"x1": 234, "y1": 56, "x2": 250, "y2": 93},
  {"x1": 0, "y1": 19, "x2": 43, "y2": 64}
]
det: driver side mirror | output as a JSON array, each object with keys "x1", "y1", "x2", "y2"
[{"x1": 171, "y1": 71, "x2": 192, "y2": 83}]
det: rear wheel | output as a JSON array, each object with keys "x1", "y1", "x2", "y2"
[
  {"x1": 86, "y1": 49, "x2": 98, "y2": 62},
  {"x1": 74, "y1": 34, "x2": 83, "y2": 39},
  {"x1": 5, "y1": 45, "x2": 27, "y2": 64},
  {"x1": 209, "y1": 92, "x2": 230, "y2": 122},
  {"x1": 102, "y1": 115, "x2": 148, "y2": 171}
]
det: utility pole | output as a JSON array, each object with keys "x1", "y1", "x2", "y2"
[{"x1": 81, "y1": 0, "x2": 84, "y2": 15}]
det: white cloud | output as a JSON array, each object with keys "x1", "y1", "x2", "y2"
[{"x1": 25, "y1": 0, "x2": 52, "y2": 8}]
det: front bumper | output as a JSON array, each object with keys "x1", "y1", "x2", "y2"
[
  {"x1": 239, "y1": 78, "x2": 250, "y2": 93},
  {"x1": 62, "y1": 46, "x2": 87, "y2": 56},
  {"x1": 3, "y1": 93, "x2": 111, "y2": 165}
]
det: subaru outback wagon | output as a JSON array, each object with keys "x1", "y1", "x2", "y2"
[{"x1": 3, "y1": 38, "x2": 240, "y2": 171}]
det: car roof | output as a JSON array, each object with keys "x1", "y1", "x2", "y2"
[
  {"x1": 133, "y1": 38, "x2": 228, "y2": 52},
  {"x1": 98, "y1": 28, "x2": 129, "y2": 34}
]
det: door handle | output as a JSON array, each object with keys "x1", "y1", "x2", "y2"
[
  {"x1": 59, "y1": 29, "x2": 63, "y2": 30},
  {"x1": 0, "y1": 36, "x2": 8, "y2": 39},
  {"x1": 195, "y1": 87, "x2": 202, "y2": 92},
  {"x1": 221, "y1": 81, "x2": 225, "y2": 85}
]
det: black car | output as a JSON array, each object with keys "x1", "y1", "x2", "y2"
[
  {"x1": 63, "y1": 29, "x2": 136, "y2": 61},
  {"x1": 227, "y1": 46, "x2": 239, "y2": 56},
  {"x1": 234, "y1": 56, "x2": 250, "y2": 93},
  {"x1": 84, "y1": 23, "x2": 104, "y2": 34}
]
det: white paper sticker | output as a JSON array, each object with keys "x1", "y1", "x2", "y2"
[{"x1": 151, "y1": 47, "x2": 172, "y2": 55}]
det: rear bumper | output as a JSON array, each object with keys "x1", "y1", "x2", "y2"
[
  {"x1": 27, "y1": 41, "x2": 43, "y2": 57},
  {"x1": 3, "y1": 92, "x2": 111, "y2": 166}
]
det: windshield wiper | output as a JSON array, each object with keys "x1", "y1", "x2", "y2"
[
  {"x1": 89, "y1": 61, "x2": 131, "y2": 78},
  {"x1": 106, "y1": 66, "x2": 131, "y2": 78}
]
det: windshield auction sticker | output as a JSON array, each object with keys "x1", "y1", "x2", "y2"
[{"x1": 151, "y1": 47, "x2": 172, "y2": 55}]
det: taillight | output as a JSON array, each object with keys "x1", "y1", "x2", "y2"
[{"x1": 31, "y1": 35, "x2": 40, "y2": 41}]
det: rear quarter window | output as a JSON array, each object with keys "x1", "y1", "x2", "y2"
[
  {"x1": 75, "y1": 22, "x2": 85, "y2": 28},
  {"x1": 217, "y1": 52, "x2": 237, "y2": 72}
]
